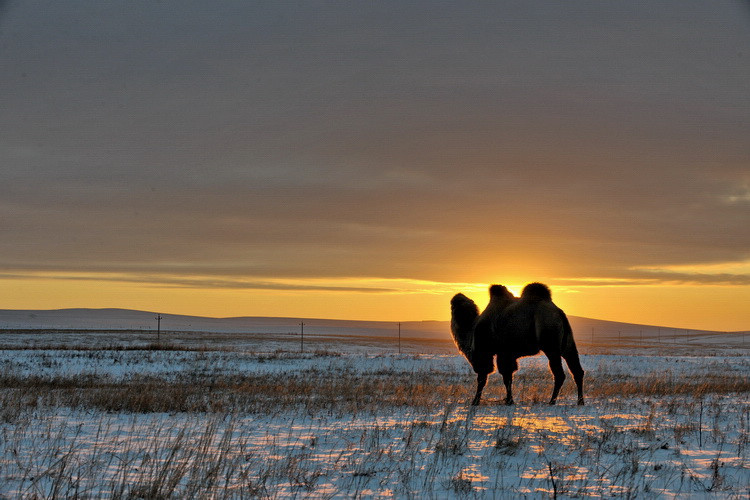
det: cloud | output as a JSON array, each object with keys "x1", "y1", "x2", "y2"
[
  {"x1": 721, "y1": 184, "x2": 750, "y2": 205},
  {"x1": 626, "y1": 260, "x2": 750, "y2": 286},
  {"x1": 0, "y1": 271, "x2": 490, "y2": 297},
  {"x1": 1, "y1": 0, "x2": 749, "y2": 288}
]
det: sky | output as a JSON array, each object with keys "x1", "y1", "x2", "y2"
[{"x1": 1, "y1": 1, "x2": 749, "y2": 331}]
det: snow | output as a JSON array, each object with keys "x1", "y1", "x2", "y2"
[
  {"x1": 0, "y1": 331, "x2": 748, "y2": 498},
  {"x1": 0, "y1": 348, "x2": 748, "y2": 386},
  {"x1": 2, "y1": 396, "x2": 747, "y2": 498}
]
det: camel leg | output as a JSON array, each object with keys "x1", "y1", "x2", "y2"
[
  {"x1": 501, "y1": 370, "x2": 514, "y2": 405},
  {"x1": 498, "y1": 358, "x2": 517, "y2": 405},
  {"x1": 471, "y1": 372, "x2": 488, "y2": 406},
  {"x1": 563, "y1": 350, "x2": 585, "y2": 405},
  {"x1": 547, "y1": 354, "x2": 566, "y2": 405}
]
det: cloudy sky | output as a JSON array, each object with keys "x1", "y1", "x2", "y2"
[{"x1": 1, "y1": 1, "x2": 749, "y2": 330}]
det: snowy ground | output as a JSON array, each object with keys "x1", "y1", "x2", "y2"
[{"x1": 0, "y1": 332, "x2": 747, "y2": 498}]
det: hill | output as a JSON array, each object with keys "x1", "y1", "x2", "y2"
[{"x1": 0, "y1": 308, "x2": 747, "y2": 351}]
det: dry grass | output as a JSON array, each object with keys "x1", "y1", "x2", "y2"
[
  {"x1": 4, "y1": 397, "x2": 746, "y2": 499},
  {"x1": 0, "y1": 371, "x2": 467, "y2": 415},
  {"x1": 0, "y1": 345, "x2": 747, "y2": 498},
  {"x1": 0, "y1": 359, "x2": 747, "y2": 417}
]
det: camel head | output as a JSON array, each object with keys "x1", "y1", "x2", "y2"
[{"x1": 450, "y1": 293, "x2": 479, "y2": 360}]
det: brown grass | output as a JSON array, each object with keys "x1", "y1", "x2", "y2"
[{"x1": 0, "y1": 363, "x2": 747, "y2": 416}]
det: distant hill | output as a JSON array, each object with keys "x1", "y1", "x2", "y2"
[
  {"x1": 0, "y1": 308, "x2": 747, "y2": 349},
  {"x1": 0, "y1": 308, "x2": 445, "y2": 339},
  {"x1": 566, "y1": 316, "x2": 748, "y2": 350}
]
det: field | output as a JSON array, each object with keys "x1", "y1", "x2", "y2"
[{"x1": 0, "y1": 329, "x2": 748, "y2": 498}]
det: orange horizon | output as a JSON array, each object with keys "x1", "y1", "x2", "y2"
[{"x1": 1, "y1": 272, "x2": 749, "y2": 333}]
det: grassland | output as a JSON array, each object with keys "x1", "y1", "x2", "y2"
[{"x1": 0, "y1": 331, "x2": 748, "y2": 498}]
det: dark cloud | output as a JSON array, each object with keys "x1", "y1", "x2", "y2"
[
  {"x1": 559, "y1": 270, "x2": 750, "y2": 288},
  {"x1": 1, "y1": 0, "x2": 749, "y2": 287},
  {"x1": 0, "y1": 272, "x2": 399, "y2": 293}
]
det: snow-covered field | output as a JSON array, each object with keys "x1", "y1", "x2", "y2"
[{"x1": 0, "y1": 332, "x2": 748, "y2": 498}]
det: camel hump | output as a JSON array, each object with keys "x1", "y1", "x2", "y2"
[
  {"x1": 521, "y1": 282, "x2": 552, "y2": 302},
  {"x1": 489, "y1": 284, "x2": 515, "y2": 299}
]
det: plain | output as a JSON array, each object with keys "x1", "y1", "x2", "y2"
[{"x1": 0, "y1": 328, "x2": 748, "y2": 498}]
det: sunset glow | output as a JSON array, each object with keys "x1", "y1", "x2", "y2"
[{"x1": 1, "y1": 1, "x2": 749, "y2": 332}]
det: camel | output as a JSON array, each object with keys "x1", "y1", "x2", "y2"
[{"x1": 450, "y1": 283, "x2": 584, "y2": 406}]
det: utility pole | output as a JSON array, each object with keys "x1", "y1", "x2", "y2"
[
  {"x1": 398, "y1": 322, "x2": 401, "y2": 355},
  {"x1": 156, "y1": 314, "x2": 162, "y2": 342},
  {"x1": 300, "y1": 322, "x2": 304, "y2": 352}
]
